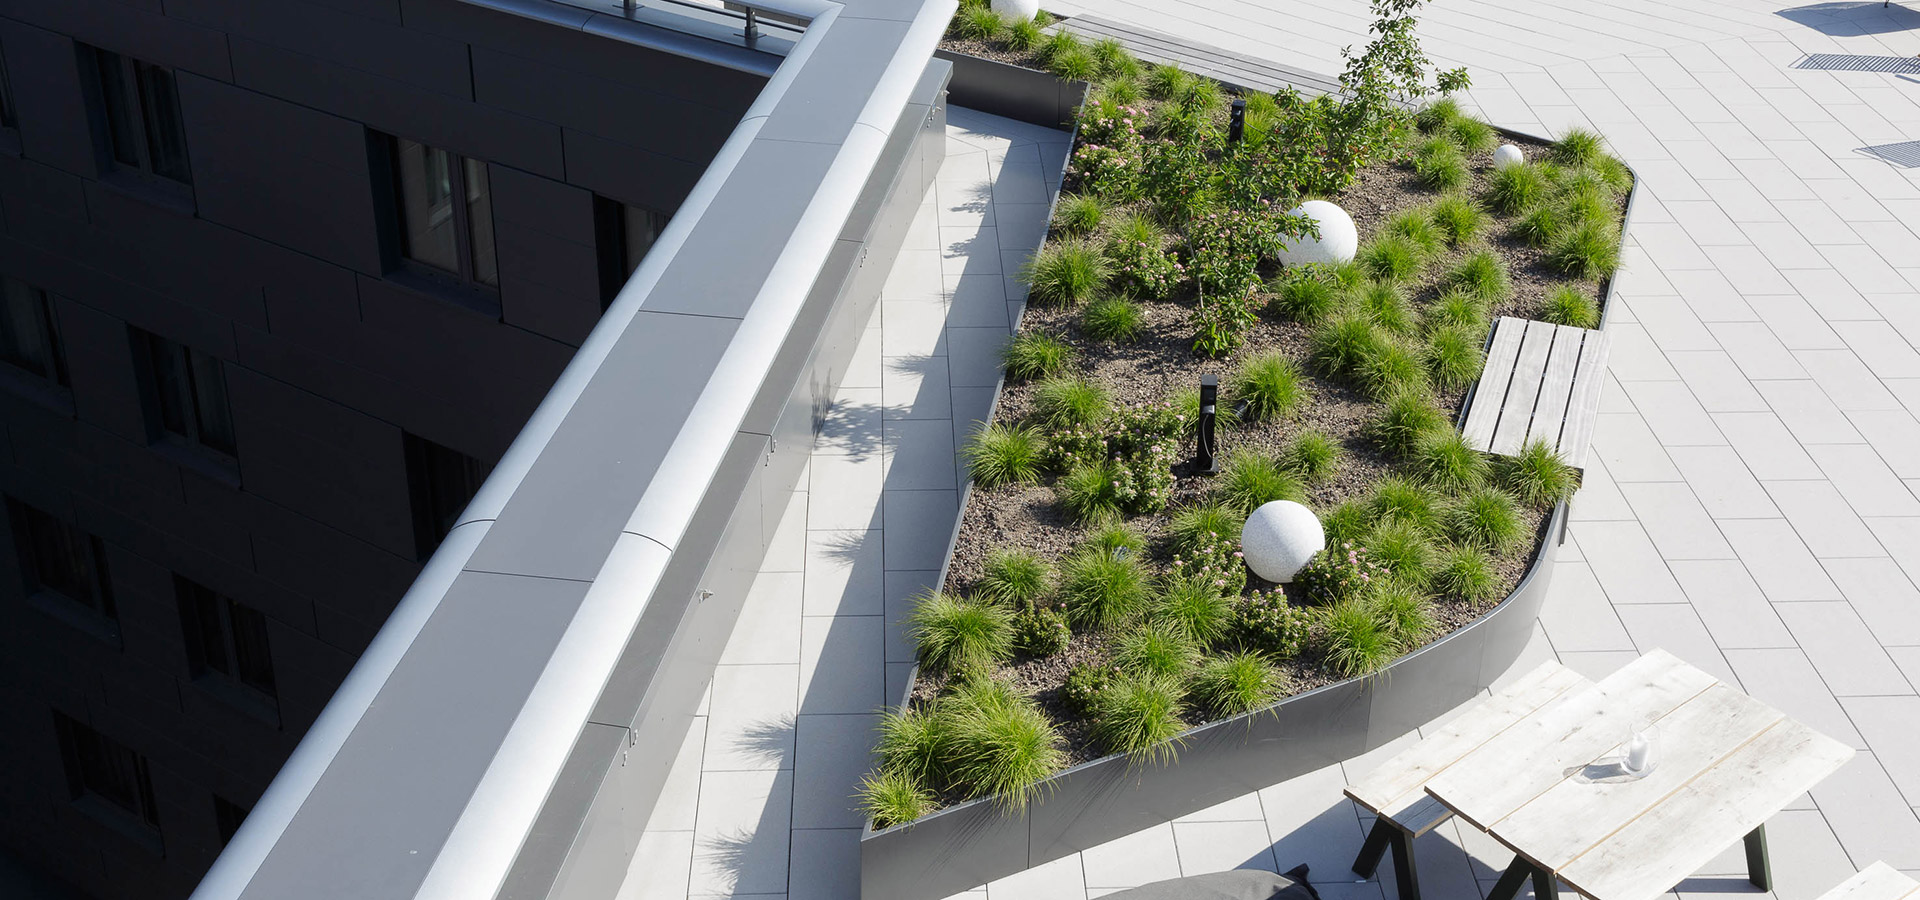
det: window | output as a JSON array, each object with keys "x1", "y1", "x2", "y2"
[
  {"x1": 53, "y1": 712, "x2": 159, "y2": 835},
  {"x1": 595, "y1": 198, "x2": 669, "y2": 308},
  {"x1": 175, "y1": 576, "x2": 276, "y2": 708},
  {"x1": 134, "y1": 330, "x2": 236, "y2": 459},
  {"x1": 0, "y1": 277, "x2": 67, "y2": 388},
  {"x1": 8, "y1": 498, "x2": 115, "y2": 624},
  {"x1": 404, "y1": 434, "x2": 492, "y2": 558},
  {"x1": 82, "y1": 45, "x2": 191, "y2": 187},
  {"x1": 213, "y1": 795, "x2": 249, "y2": 846},
  {"x1": 388, "y1": 136, "x2": 497, "y2": 290},
  {"x1": 0, "y1": 43, "x2": 18, "y2": 132}
]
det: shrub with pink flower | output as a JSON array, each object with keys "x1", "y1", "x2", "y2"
[
  {"x1": 1231, "y1": 588, "x2": 1310, "y2": 659},
  {"x1": 1046, "y1": 401, "x2": 1181, "y2": 515},
  {"x1": 1291, "y1": 541, "x2": 1384, "y2": 606}
]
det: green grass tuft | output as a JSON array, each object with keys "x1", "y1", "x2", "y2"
[
  {"x1": 1057, "y1": 460, "x2": 1125, "y2": 523},
  {"x1": 1311, "y1": 316, "x2": 1389, "y2": 379},
  {"x1": 1081, "y1": 296, "x2": 1144, "y2": 343},
  {"x1": 1496, "y1": 439, "x2": 1579, "y2": 509},
  {"x1": 1056, "y1": 194, "x2": 1106, "y2": 237},
  {"x1": 1356, "y1": 340, "x2": 1431, "y2": 401},
  {"x1": 1446, "y1": 486, "x2": 1526, "y2": 551},
  {"x1": 1322, "y1": 500, "x2": 1372, "y2": 548},
  {"x1": 1434, "y1": 544, "x2": 1502, "y2": 602},
  {"x1": 1430, "y1": 193, "x2": 1487, "y2": 246},
  {"x1": 1022, "y1": 241, "x2": 1110, "y2": 307},
  {"x1": 1446, "y1": 250, "x2": 1511, "y2": 306},
  {"x1": 1415, "y1": 97, "x2": 1462, "y2": 134},
  {"x1": 1539, "y1": 286, "x2": 1600, "y2": 328},
  {"x1": 1428, "y1": 289, "x2": 1489, "y2": 334},
  {"x1": 1190, "y1": 651, "x2": 1284, "y2": 717},
  {"x1": 1218, "y1": 450, "x2": 1306, "y2": 513},
  {"x1": 1368, "y1": 390, "x2": 1449, "y2": 459},
  {"x1": 1549, "y1": 127, "x2": 1606, "y2": 168},
  {"x1": 1384, "y1": 208, "x2": 1445, "y2": 258},
  {"x1": 977, "y1": 548, "x2": 1055, "y2": 610},
  {"x1": 1144, "y1": 63, "x2": 1193, "y2": 100},
  {"x1": 1484, "y1": 162, "x2": 1549, "y2": 215},
  {"x1": 1323, "y1": 598, "x2": 1397, "y2": 678},
  {"x1": 1059, "y1": 548, "x2": 1151, "y2": 630},
  {"x1": 1047, "y1": 44, "x2": 1097, "y2": 81},
  {"x1": 1367, "y1": 477, "x2": 1444, "y2": 535},
  {"x1": 1084, "y1": 521, "x2": 1148, "y2": 558},
  {"x1": 1271, "y1": 270, "x2": 1341, "y2": 325},
  {"x1": 908, "y1": 591, "x2": 1014, "y2": 676},
  {"x1": 859, "y1": 769, "x2": 935, "y2": 829},
  {"x1": 1426, "y1": 326, "x2": 1486, "y2": 391},
  {"x1": 1372, "y1": 581, "x2": 1436, "y2": 643},
  {"x1": 1152, "y1": 576, "x2": 1236, "y2": 647},
  {"x1": 943, "y1": 679, "x2": 1065, "y2": 809},
  {"x1": 1358, "y1": 234, "x2": 1426, "y2": 283},
  {"x1": 875, "y1": 705, "x2": 950, "y2": 783},
  {"x1": 1415, "y1": 138, "x2": 1470, "y2": 191},
  {"x1": 964, "y1": 423, "x2": 1045, "y2": 489},
  {"x1": 1114, "y1": 621, "x2": 1201, "y2": 679},
  {"x1": 1284, "y1": 430, "x2": 1343, "y2": 483},
  {"x1": 1168, "y1": 503, "x2": 1245, "y2": 557},
  {"x1": 1513, "y1": 202, "x2": 1567, "y2": 248},
  {"x1": 1366, "y1": 519, "x2": 1436, "y2": 590},
  {"x1": 1088, "y1": 37, "x2": 1130, "y2": 76},
  {"x1": 1546, "y1": 218, "x2": 1621, "y2": 279},
  {"x1": 1449, "y1": 116, "x2": 1498, "y2": 154},
  {"x1": 1090, "y1": 674, "x2": 1187, "y2": 762},
  {"x1": 1228, "y1": 352, "x2": 1308, "y2": 422},
  {"x1": 954, "y1": 5, "x2": 1006, "y2": 40},
  {"x1": 1002, "y1": 330, "x2": 1076, "y2": 382},
  {"x1": 1004, "y1": 17, "x2": 1043, "y2": 51},
  {"x1": 1033, "y1": 375, "x2": 1111, "y2": 430},
  {"x1": 1409, "y1": 428, "x2": 1490, "y2": 492},
  {"x1": 1358, "y1": 281, "x2": 1418, "y2": 336}
]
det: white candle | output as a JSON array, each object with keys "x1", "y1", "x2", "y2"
[{"x1": 1626, "y1": 731, "x2": 1650, "y2": 772}]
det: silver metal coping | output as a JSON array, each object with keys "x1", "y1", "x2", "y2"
[{"x1": 187, "y1": 0, "x2": 954, "y2": 896}]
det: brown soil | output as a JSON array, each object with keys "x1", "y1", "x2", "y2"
[{"x1": 913, "y1": 40, "x2": 1625, "y2": 780}]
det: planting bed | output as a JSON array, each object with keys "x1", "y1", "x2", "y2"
[{"x1": 860, "y1": 2, "x2": 1630, "y2": 831}]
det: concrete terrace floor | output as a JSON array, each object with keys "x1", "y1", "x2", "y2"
[{"x1": 628, "y1": 0, "x2": 1920, "y2": 895}]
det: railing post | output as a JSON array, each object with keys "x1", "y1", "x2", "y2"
[{"x1": 743, "y1": 7, "x2": 760, "y2": 42}]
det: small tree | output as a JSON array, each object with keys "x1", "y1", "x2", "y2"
[{"x1": 1334, "y1": 0, "x2": 1470, "y2": 168}]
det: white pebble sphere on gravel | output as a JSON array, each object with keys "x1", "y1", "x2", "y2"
[
  {"x1": 1493, "y1": 143, "x2": 1526, "y2": 169},
  {"x1": 990, "y1": 0, "x2": 1039, "y2": 21},
  {"x1": 1276, "y1": 200, "x2": 1358, "y2": 266},
  {"x1": 1240, "y1": 500, "x2": 1326, "y2": 583}
]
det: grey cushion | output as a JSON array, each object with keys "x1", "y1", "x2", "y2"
[{"x1": 1097, "y1": 865, "x2": 1323, "y2": 900}]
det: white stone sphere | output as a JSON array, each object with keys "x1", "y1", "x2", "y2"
[
  {"x1": 1240, "y1": 500, "x2": 1326, "y2": 584},
  {"x1": 1276, "y1": 200, "x2": 1357, "y2": 267},
  {"x1": 1493, "y1": 143, "x2": 1525, "y2": 169},
  {"x1": 990, "y1": 0, "x2": 1039, "y2": 22}
]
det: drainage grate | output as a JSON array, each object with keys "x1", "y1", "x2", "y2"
[
  {"x1": 1794, "y1": 53, "x2": 1920, "y2": 73},
  {"x1": 1857, "y1": 140, "x2": 1920, "y2": 167}
]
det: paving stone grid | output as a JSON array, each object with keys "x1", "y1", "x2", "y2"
[{"x1": 621, "y1": 0, "x2": 1920, "y2": 896}]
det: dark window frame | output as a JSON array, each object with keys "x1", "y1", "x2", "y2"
[
  {"x1": 78, "y1": 44, "x2": 192, "y2": 199},
  {"x1": 213, "y1": 794, "x2": 249, "y2": 846},
  {"x1": 403, "y1": 434, "x2": 492, "y2": 559},
  {"x1": 131, "y1": 328, "x2": 238, "y2": 468},
  {"x1": 52, "y1": 712, "x2": 162, "y2": 851},
  {"x1": 0, "y1": 40, "x2": 19, "y2": 153},
  {"x1": 0, "y1": 277, "x2": 72, "y2": 407},
  {"x1": 175, "y1": 575, "x2": 279, "y2": 722},
  {"x1": 382, "y1": 134, "x2": 500, "y2": 305},
  {"x1": 595, "y1": 197, "x2": 669, "y2": 309},
  {"x1": 7, "y1": 497, "x2": 118, "y2": 642}
]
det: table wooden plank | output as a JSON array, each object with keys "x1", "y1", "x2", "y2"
[
  {"x1": 1817, "y1": 862, "x2": 1920, "y2": 900},
  {"x1": 1346, "y1": 662, "x2": 1588, "y2": 816},
  {"x1": 1493, "y1": 682, "x2": 1785, "y2": 871},
  {"x1": 1526, "y1": 325, "x2": 1585, "y2": 453},
  {"x1": 1463, "y1": 318, "x2": 1527, "y2": 452},
  {"x1": 1558, "y1": 329, "x2": 1611, "y2": 468},
  {"x1": 1425, "y1": 650, "x2": 1718, "y2": 831},
  {"x1": 1490, "y1": 320, "x2": 1556, "y2": 455},
  {"x1": 1556, "y1": 718, "x2": 1855, "y2": 900}
]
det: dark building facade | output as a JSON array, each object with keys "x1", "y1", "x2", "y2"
[{"x1": 0, "y1": 2, "x2": 767, "y2": 897}]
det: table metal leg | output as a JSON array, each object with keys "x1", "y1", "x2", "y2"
[
  {"x1": 1487, "y1": 858, "x2": 1533, "y2": 900},
  {"x1": 1388, "y1": 824, "x2": 1421, "y2": 900},
  {"x1": 1745, "y1": 825, "x2": 1773, "y2": 891},
  {"x1": 1531, "y1": 864, "x2": 1560, "y2": 900},
  {"x1": 1353, "y1": 819, "x2": 1394, "y2": 878}
]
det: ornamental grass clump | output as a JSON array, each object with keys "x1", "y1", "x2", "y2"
[
  {"x1": 1384, "y1": 208, "x2": 1444, "y2": 258},
  {"x1": 1056, "y1": 194, "x2": 1106, "y2": 236},
  {"x1": 943, "y1": 679, "x2": 1064, "y2": 809},
  {"x1": 976, "y1": 548, "x2": 1054, "y2": 610},
  {"x1": 1089, "y1": 37, "x2": 1131, "y2": 77},
  {"x1": 1217, "y1": 450, "x2": 1305, "y2": 513},
  {"x1": 1513, "y1": 202, "x2": 1567, "y2": 248},
  {"x1": 1311, "y1": 316, "x2": 1389, "y2": 379},
  {"x1": 1549, "y1": 127, "x2": 1606, "y2": 168},
  {"x1": 1368, "y1": 391, "x2": 1448, "y2": 459},
  {"x1": 964, "y1": 423, "x2": 1044, "y2": 488},
  {"x1": 1372, "y1": 581, "x2": 1435, "y2": 643},
  {"x1": 954, "y1": 4, "x2": 1005, "y2": 39},
  {"x1": 876, "y1": 705, "x2": 950, "y2": 782},
  {"x1": 1082, "y1": 296, "x2": 1144, "y2": 343},
  {"x1": 858, "y1": 769, "x2": 935, "y2": 829},
  {"x1": 1048, "y1": 44, "x2": 1098, "y2": 82},
  {"x1": 1190, "y1": 652, "x2": 1284, "y2": 717},
  {"x1": 1446, "y1": 249, "x2": 1510, "y2": 306},
  {"x1": 1540, "y1": 285, "x2": 1601, "y2": 328},
  {"x1": 1484, "y1": 161, "x2": 1549, "y2": 215},
  {"x1": 1414, "y1": 138, "x2": 1469, "y2": 191},
  {"x1": 1368, "y1": 477, "x2": 1443, "y2": 534},
  {"x1": 1033, "y1": 375, "x2": 1110, "y2": 430},
  {"x1": 1358, "y1": 281, "x2": 1418, "y2": 336},
  {"x1": 1091, "y1": 675, "x2": 1187, "y2": 762},
  {"x1": 1429, "y1": 289, "x2": 1489, "y2": 334},
  {"x1": 1085, "y1": 521, "x2": 1148, "y2": 558},
  {"x1": 1366, "y1": 519, "x2": 1436, "y2": 591},
  {"x1": 1060, "y1": 547, "x2": 1151, "y2": 630},
  {"x1": 1004, "y1": 16, "x2": 1043, "y2": 51},
  {"x1": 1546, "y1": 219, "x2": 1621, "y2": 279},
  {"x1": 1448, "y1": 115, "x2": 1497, "y2": 154},
  {"x1": 1432, "y1": 546, "x2": 1501, "y2": 603},
  {"x1": 1496, "y1": 439, "x2": 1579, "y2": 508},
  {"x1": 1430, "y1": 193, "x2": 1487, "y2": 246},
  {"x1": 1169, "y1": 503, "x2": 1245, "y2": 556},
  {"x1": 1426, "y1": 326, "x2": 1485, "y2": 390},
  {"x1": 1228, "y1": 353, "x2": 1307, "y2": 421},
  {"x1": 1409, "y1": 428, "x2": 1490, "y2": 492},
  {"x1": 1002, "y1": 330, "x2": 1075, "y2": 381},
  {"x1": 1271, "y1": 269, "x2": 1341, "y2": 325},
  {"x1": 1323, "y1": 598, "x2": 1396, "y2": 678},
  {"x1": 1321, "y1": 501, "x2": 1371, "y2": 548},
  {"x1": 1355, "y1": 340, "x2": 1430, "y2": 401},
  {"x1": 1114, "y1": 622, "x2": 1201, "y2": 679},
  {"x1": 1057, "y1": 460, "x2": 1125, "y2": 523},
  {"x1": 1152, "y1": 575, "x2": 1235, "y2": 647},
  {"x1": 1283, "y1": 430, "x2": 1342, "y2": 483},
  {"x1": 1415, "y1": 97, "x2": 1462, "y2": 134},
  {"x1": 1022, "y1": 241, "x2": 1110, "y2": 307},
  {"x1": 1446, "y1": 487, "x2": 1525, "y2": 551},
  {"x1": 1106, "y1": 213, "x2": 1180, "y2": 299},
  {"x1": 1145, "y1": 63, "x2": 1195, "y2": 101},
  {"x1": 907, "y1": 591, "x2": 1014, "y2": 676},
  {"x1": 1358, "y1": 234, "x2": 1426, "y2": 283}
]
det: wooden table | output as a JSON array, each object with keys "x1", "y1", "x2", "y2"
[{"x1": 1421, "y1": 649, "x2": 1854, "y2": 900}]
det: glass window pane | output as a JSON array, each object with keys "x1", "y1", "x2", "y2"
[
  {"x1": 144, "y1": 334, "x2": 191, "y2": 439},
  {"x1": 185, "y1": 349, "x2": 236, "y2": 456},
  {"x1": 192, "y1": 587, "x2": 229, "y2": 676},
  {"x1": 393, "y1": 139, "x2": 460, "y2": 274},
  {"x1": 94, "y1": 52, "x2": 141, "y2": 168},
  {"x1": 463, "y1": 157, "x2": 497, "y2": 287},
  {"x1": 623, "y1": 206, "x2": 661, "y2": 278},
  {"x1": 0, "y1": 278, "x2": 57, "y2": 380},
  {"x1": 0, "y1": 49, "x2": 17, "y2": 130},
  {"x1": 229, "y1": 602, "x2": 275, "y2": 696},
  {"x1": 135, "y1": 63, "x2": 191, "y2": 185}
]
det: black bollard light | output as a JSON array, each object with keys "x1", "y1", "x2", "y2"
[
  {"x1": 1197, "y1": 374, "x2": 1221, "y2": 474},
  {"x1": 1228, "y1": 98, "x2": 1247, "y2": 145}
]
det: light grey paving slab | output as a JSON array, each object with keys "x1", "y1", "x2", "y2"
[
  {"x1": 1808, "y1": 444, "x2": 1920, "y2": 517},
  {"x1": 1538, "y1": 561, "x2": 1637, "y2": 651},
  {"x1": 625, "y1": 830, "x2": 696, "y2": 900},
  {"x1": 883, "y1": 301, "x2": 952, "y2": 357},
  {"x1": 882, "y1": 418, "x2": 959, "y2": 492},
  {"x1": 945, "y1": 327, "x2": 1011, "y2": 387},
  {"x1": 1723, "y1": 647, "x2": 1866, "y2": 750},
  {"x1": 1809, "y1": 752, "x2": 1920, "y2": 870},
  {"x1": 1756, "y1": 379, "x2": 1867, "y2": 445},
  {"x1": 1612, "y1": 603, "x2": 1742, "y2": 686},
  {"x1": 1847, "y1": 409, "x2": 1920, "y2": 480},
  {"x1": 1763, "y1": 480, "x2": 1885, "y2": 559},
  {"x1": 706, "y1": 663, "x2": 798, "y2": 772},
  {"x1": 1841, "y1": 698, "x2": 1920, "y2": 813},
  {"x1": 1709, "y1": 322, "x2": 1809, "y2": 380},
  {"x1": 1774, "y1": 601, "x2": 1910, "y2": 696},
  {"x1": 791, "y1": 715, "x2": 878, "y2": 829},
  {"x1": 1748, "y1": 294, "x2": 1847, "y2": 350},
  {"x1": 809, "y1": 454, "x2": 884, "y2": 530},
  {"x1": 651, "y1": 719, "x2": 710, "y2": 832},
  {"x1": 788, "y1": 829, "x2": 861, "y2": 900},
  {"x1": 1797, "y1": 348, "x2": 1906, "y2": 411},
  {"x1": 1604, "y1": 322, "x2": 1684, "y2": 382},
  {"x1": 1629, "y1": 295, "x2": 1721, "y2": 352},
  {"x1": 1719, "y1": 518, "x2": 1844, "y2": 602},
  {"x1": 1171, "y1": 820, "x2": 1279, "y2": 876},
  {"x1": 1568, "y1": 520, "x2": 1690, "y2": 604},
  {"x1": 798, "y1": 616, "x2": 884, "y2": 715},
  {"x1": 1825, "y1": 557, "x2": 1920, "y2": 648},
  {"x1": 690, "y1": 769, "x2": 795, "y2": 896},
  {"x1": 1667, "y1": 445, "x2": 1781, "y2": 518},
  {"x1": 723, "y1": 572, "x2": 805, "y2": 666},
  {"x1": 1668, "y1": 560, "x2": 1795, "y2": 649},
  {"x1": 1174, "y1": 794, "x2": 1265, "y2": 823},
  {"x1": 883, "y1": 569, "x2": 936, "y2": 664},
  {"x1": 1781, "y1": 268, "x2": 1882, "y2": 321},
  {"x1": 1080, "y1": 823, "x2": 1183, "y2": 890},
  {"x1": 884, "y1": 354, "x2": 954, "y2": 421},
  {"x1": 1709, "y1": 411, "x2": 1826, "y2": 480},
  {"x1": 1621, "y1": 380, "x2": 1728, "y2": 446},
  {"x1": 844, "y1": 325, "x2": 883, "y2": 389},
  {"x1": 1589, "y1": 412, "x2": 1684, "y2": 482},
  {"x1": 1570, "y1": 454, "x2": 1638, "y2": 522},
  {"x1": 985, "y1": 854, "x2": 1085, "y2": 900},
  {"x1": 820, "y1": 388, "x2": 884, "y2": 457},
  {"x1": 1619, "y1": 482, "x2": 1737, "y2": 559},
  {"x1": 1256, "y1": 764, "x2": 1370, "y2": 880},
  {"x1": 945, "y1": 274, "x2": 1011, "y2": 328},
  {"x1": 1666, "y1": 351, "x2": 1770, "y2": 412},
  {"x1": 803, "y1": 529, "x2": 883, "y2": 617},
  {"x1": 1867, "y1": 518, "x2": 1920, "y2": 588},
  {"x1": 879, "y1": 490, "x2": 959, "y2": 571}
]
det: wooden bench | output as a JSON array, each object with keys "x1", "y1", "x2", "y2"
[
  {"x1": 1053, "y1": 15, "x2": 1343, "y2": 98},
  {"x1": 1817, "y1": 863, "x2": 1920, "y2": 900},
  {"x1": 1343, "y1": 661, "x2": 1593, "y2": 900},
  {"x1": 1461, "y1": 316, "x2": 1611, "y2": 469}
]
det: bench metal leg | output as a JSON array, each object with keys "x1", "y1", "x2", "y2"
[
  {"x1": 1487, "y1": 857, "x2": 1534, "y2": 900},
  {"x1": 1353, "y1": 819, "x2": 1395, "y2": 878},
  {"x1": 1745, "y1": 825, "x2": 1772, "y2": 891},
  {"x1": 1388, "y1": 825, "x2": 1421, "y2": 900},
  {"x1": 1531, "y1": 864, "x2": 1560, "y2": 900}
]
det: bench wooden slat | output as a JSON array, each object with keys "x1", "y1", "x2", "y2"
[
  {"x1": 1556, "y1": 717, "x2": 1854, "y2": 900},
  {"x1": 1526, "y1": 325, "x2": 1585, "y2": 451},
  {"x1": 1462, "y1": 318, "x2": 1527, "y2": 452},
  {"x1": 1816, "y1": 863, "x2": 1920, "y2": 900},
  {"x1": 1061, "y1": 16, "x2": 1344, "y2": 95},
  {"x1": 1490, "y1": 320, "x2": 1556, "y2": 456},
  {"x1": 1558, "y1": 329, "x2": 1612, "y2": 467},
  {"x1": 1346, "y1": 661, "x2": 1589, "y2": 831}
]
